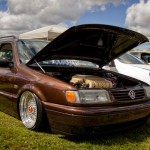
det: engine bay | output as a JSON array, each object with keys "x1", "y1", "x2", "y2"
[
  {"x1": 45, "y1": 69, "x2": 144, "y2": 89},
  {"x1": 29, "y1": 61, "x2": 146, "y2": 90}
]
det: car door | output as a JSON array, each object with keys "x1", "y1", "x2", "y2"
[{"x1": 0, "y1": 42, "x2": 16, "y2": 115}]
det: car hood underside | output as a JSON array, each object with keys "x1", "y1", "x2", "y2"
[{"x1": 27, "y1": 24, "x2": 148, "y2": 67}]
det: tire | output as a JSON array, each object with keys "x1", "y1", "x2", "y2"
[{"x1": 19, "y1": 91, "x2": 44, "y2": 131}]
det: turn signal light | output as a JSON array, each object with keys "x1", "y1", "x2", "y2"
[{"x1": 66, "y1": 91, "x2": 76, "y2": 102}]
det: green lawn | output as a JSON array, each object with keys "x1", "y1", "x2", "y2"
[{"x1": 0, "y1": 111, "x2": 150, "y2": 150}]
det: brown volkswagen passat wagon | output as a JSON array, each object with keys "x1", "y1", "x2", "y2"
[{"x1": 0, "y1": 24, "x2": 150, "y2": 135}]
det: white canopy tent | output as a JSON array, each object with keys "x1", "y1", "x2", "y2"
[{"x1": 19, "y1": 25, "x2": 68, "y2": 40}]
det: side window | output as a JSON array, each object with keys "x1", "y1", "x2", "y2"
[
  {"x1": 0, "y1": 43, "x2": 13, "y2": 61},
  {"x1": 141, "y1": 53, "x2": 150, "y2": 63}
]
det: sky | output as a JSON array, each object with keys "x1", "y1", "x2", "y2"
[{"x1": 0, "y1": 0, "x2": 150, "y2": 49}]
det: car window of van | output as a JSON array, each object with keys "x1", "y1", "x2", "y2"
[{"x1": 0, "y1": 43, "x2": 13, "y2": 61}]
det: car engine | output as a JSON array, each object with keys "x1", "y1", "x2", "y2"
[{"x1": 70, "y1": 75, "x2": 114, "y2": 89}]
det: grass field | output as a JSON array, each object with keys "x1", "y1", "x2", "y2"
[{"x1": 0, "y1": 111, "x2": 150, "y2": 150}]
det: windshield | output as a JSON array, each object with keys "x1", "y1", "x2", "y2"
[
  {"x1": 17, "y1": 40, "x2": 49, "y2": 63},
  {"x1": 17, "y1": 39, "x2": 99, "y2": 69},
  {"x1": 117, "y1": 53, "x2": 145, "y2": 64}
]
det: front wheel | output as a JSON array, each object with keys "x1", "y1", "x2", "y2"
[{"x1": 19, "y1": 91, "x2": 43, "y2": 130}]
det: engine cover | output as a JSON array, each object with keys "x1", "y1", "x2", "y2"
[{"x1": 70, "y1": 75, "x2": 113, "y2": 88}]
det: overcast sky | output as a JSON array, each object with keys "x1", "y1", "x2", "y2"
[{"x1": 0, "y1": 0, "x2": 150, "y2": 49}]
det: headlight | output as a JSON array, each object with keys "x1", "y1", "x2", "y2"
[
  {"x1": 66, "y1": 90, "x2": 111, "y2": 103},
  {"x1": 144, "y1": 86, "x2": 150, "y2": 98}
]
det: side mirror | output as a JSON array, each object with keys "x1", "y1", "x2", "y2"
[{"x1": 0, "y1": 60, "x2": 14, "y2": 68}]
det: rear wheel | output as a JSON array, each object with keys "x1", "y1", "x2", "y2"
[{"x1": 19, "y1": 91, "x2": 43, "y2": 130}]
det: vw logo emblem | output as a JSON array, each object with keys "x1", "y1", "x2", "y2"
[{"x1": 128, "y1": 90, "x2": 135, "y2": 99}]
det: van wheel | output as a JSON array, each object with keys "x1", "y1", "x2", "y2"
[{"x1": 19, "y1": 91, "x2": 43, "y2": 130}]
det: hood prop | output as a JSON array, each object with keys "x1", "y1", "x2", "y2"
[{"x1": 34, "y1": 59, "x2": 45, "y2": 73}]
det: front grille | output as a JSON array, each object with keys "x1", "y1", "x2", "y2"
[{"x1": 111, "y1": 89, "x2": 145, "y2": 101}]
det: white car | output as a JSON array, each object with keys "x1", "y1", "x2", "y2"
[
  {"x1": 103, "y1": 53, "x2": 150, "y2": 85},
  {"x1": 129, "y1": 51, "x2": 150, "y2": 64}
]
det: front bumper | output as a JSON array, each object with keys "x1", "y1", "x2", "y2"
[{"x1": 42, "y1": 101, "x2": 150, "y2": 135}]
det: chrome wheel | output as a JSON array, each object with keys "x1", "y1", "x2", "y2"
[{"x1": 19, "y1": 91, "x2": 38, "y2": 129}]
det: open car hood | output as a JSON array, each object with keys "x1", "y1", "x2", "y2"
[{"x1": 27, "y1": 24, "x2": 148, "y2": 67}]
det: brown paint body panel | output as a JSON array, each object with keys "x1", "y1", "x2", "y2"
[{"x1": 43, "y1": 101, "x2": 150, "y2": 135}]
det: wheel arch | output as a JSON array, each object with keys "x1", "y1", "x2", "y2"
[
  {"x1": 16, "y1": 84, "x2": 47, "y2": 118},
  {"x1": 16, "y1": 84, "x2": 50, "y2": 131}
]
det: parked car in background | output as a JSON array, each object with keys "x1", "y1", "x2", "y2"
[
  {"x1": 0, "y1": 24, "x2": 150, "y2": 135},
  {"x1": 130, "y1": 51, "x2": 150, "y2": 64},
  {"x1": 103, "y1": 53, "x2": 150, "y2": 85}
]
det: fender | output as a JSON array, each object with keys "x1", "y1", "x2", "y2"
[{"x1": 13, "y1": 84, "x2": 47, "y2": 118}]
